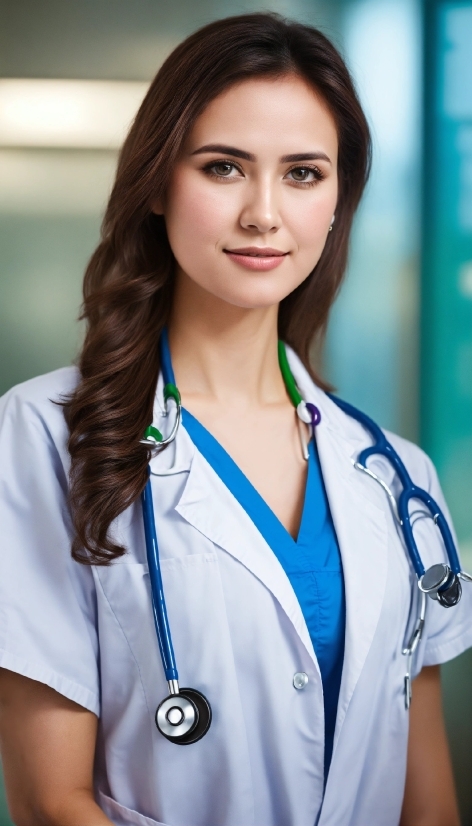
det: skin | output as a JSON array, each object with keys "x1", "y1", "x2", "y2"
[
  {"x1": 161, "y1": 75, "x2": 338, "y2": 536},
  {"x1": 0, "y1": 670, "x2": 110, "y2": 826},
  {"x1": 0, "y1": 75, "x2": 460, "y2": 824},
  {"x1": 400, "y1": 666, "x2": 460, "y2": 826}
]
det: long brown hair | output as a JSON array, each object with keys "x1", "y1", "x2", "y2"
[{"x1": 64, "y1": 12, "x2": 371, "y2": 564}]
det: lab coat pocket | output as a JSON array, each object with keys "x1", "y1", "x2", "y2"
[
  {"x1": 95, "y1": 553, "x2": 229, "y2": 716},
  {"x1": 96, "y1": 554, "x2": 223, "y2": 700},
  {"x1": 99, "y1": 791, "x2": 170, "y2": 825}
]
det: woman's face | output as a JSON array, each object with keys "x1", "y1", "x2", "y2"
[{"x1": 158, "y1": 74, "x2": 339, "y2": 309}]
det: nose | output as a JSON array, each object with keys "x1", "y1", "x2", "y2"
[{"x1": 239, "y1": 176, "x2": 281, "y2": 234}]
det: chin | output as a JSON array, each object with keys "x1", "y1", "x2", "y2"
[
  {"x1": 213, "y1": 285, "x2": 296, "y2": 310},
  {"x1": 198, "y1": 266, "x2": 302, "y2": 306}
]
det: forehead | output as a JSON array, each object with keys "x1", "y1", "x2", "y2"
[{"x1": 186, "y1": 74, "x2": 338, "y2": 160}]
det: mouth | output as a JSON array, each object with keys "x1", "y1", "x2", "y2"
[
  {"x1": 223, "y1": 246, "x2": 289, "y2": 272},
  {"x1": 224, "y1": 247, "x2": 288, "y2": 257}
]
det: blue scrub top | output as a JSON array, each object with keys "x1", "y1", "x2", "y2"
[{"x1": 181, "y1": 408, "x2": 345, "y2": 776}]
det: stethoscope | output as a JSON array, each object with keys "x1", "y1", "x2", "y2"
[
  {"x1": 140, "y1": 333, "x2": 471, "y2": 742},
  {"x1": 328, "y1": 393, "x2": 472, "y2": 706}
]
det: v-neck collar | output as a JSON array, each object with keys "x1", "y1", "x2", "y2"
[{"x1": 181, "y1": 408, "x2": 316, "y2": 571}]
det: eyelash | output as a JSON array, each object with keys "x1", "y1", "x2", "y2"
[{"x1": 202, "y1": 160, "x2": 325, "y2": 187}]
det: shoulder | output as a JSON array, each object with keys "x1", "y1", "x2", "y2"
[
  {"x1": 0, "y1": 369, "x2": 100, "y2": 715},
  {"x1": 1, "y1": 365, "x2": 79, "y2": 404},
  {"x1": 0, "y1": 366, "x2": 79, "y2": 463},
  {"x1": 0, "y1": 366, "x2": 79, "y2": 419}
]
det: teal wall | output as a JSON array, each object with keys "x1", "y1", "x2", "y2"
[
  {"x1": 422, "y1": 2, "x2": 472, "y2": 821},
  {"x1": 0, "y1": 1, "x2": 471, "y2": 823},
  {"x1": 422, "y1": 0, "x2": 472, "y2": 569}
]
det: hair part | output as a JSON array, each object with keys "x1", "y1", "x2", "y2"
[{"x1": 64, "y1": 12, "x2": 371, "y2": 564}]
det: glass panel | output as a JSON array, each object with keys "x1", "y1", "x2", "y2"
[
  {"x1": 422, "y1": 3, "x2": 472, "y2": 822},
  {"x1": 327, "y1": 0, "x2": 422, "y2": 440}
]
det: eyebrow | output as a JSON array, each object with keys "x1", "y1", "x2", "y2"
[{"x1": 191, "y1": 144, "x2": 332, "y2": 165}]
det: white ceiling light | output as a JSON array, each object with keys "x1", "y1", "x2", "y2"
[{"x1": 0, "y1": 79, "x2": 149, "y2": 148}]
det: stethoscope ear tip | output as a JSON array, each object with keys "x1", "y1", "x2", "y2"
[{"x1": 296, "y1": 401, "x2": 312, "y2": 424}]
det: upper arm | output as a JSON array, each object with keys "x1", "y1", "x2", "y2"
[
  {"x1": 0, "y1": 381, "x2": 109, "y2": 824},
  {"x1": 0, "y1": 668, "x2": 99, "y2": 825},
  {"x1": 0, "y1": 386, "x2": 100, "y2": 714}
]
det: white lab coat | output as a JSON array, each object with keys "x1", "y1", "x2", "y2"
[{"x1": 1, "y1": 350, "x2": 471, "y2": 826}]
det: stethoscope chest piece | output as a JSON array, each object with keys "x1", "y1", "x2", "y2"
[
  {"x1": 419, "y1": 563, "x2": 462, "y2": 608},
  {"x1": 156, "y1": 688, "x2": 212, "y2": 745}
]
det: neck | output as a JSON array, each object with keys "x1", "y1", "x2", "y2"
[{"x1": 168, "y1": 271, "x2": 286, "y2": 408}]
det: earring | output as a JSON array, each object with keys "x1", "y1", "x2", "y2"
[{"x1": 329, "y1": 215, "x2": 335, "y2": 232}]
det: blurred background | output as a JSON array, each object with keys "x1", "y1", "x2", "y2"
[{"x1": 0, "y1": 0, "x2": 471, "y2": 822}]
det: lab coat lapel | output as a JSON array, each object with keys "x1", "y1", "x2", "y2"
[
  {"x1": 148, "y1": 369, "x2": 315, "y2": 663},
  {"x1": 315, "y1": 413, "x2": 388, "y2": 743},
  {"x1": 286, "y1": 350, "x2": 389, "y2": 744},
  {"x1": 175, "y1": 448, "x2": 318, "y2": 670}
]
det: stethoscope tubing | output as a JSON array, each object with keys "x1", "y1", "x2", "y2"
[
  {"x1": 142, "y1": 338, "x2": 469, "y2": 735},
  {"x1": 398, "y1": 488, "x2": 461, "y2": 577},
  {"x1": 329, "y1": 394, "x2": 462, "y2": 578},
  {"x1": 141, "y1": 473, "x2": 179, "y2": 682}
]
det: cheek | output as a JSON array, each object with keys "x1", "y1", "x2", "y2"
[{"x1": 165, "y1": 173, "x2": 232, "y2": 253}]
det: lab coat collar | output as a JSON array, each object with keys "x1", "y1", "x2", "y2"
[{"x1": 150, "y1": 349, "x2": 389, "y2": 744}]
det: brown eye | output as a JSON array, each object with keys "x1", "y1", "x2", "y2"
[
  {"x1": 290, "y1": 167, "x2": 313, "y2": 182},
  {"x1": 212, "y1": 162, "x2": 235, "y2": 176}
]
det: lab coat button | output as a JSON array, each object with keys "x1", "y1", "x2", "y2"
[{"x1": 293, "y1": 672, "x2": 308, "y2": 689}]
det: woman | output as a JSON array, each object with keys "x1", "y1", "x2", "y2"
[{"x1": 0, "y1": 13, "x2": 470, "y2": 826}]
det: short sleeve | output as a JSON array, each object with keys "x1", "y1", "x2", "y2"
[
  {"x1": 0, "y1": 374, "x2": 100, "y2": 715},
  {"x1": 410, "y1": 450, "x2": 472, "y2": 670}
]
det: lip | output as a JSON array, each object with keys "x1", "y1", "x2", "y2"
[
  {"x1": 224, "y1": 246, "x2": 288, "y2": 272},
  {"x1": 225, "y1": 246, "x2": 287, "y2": 256}
]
